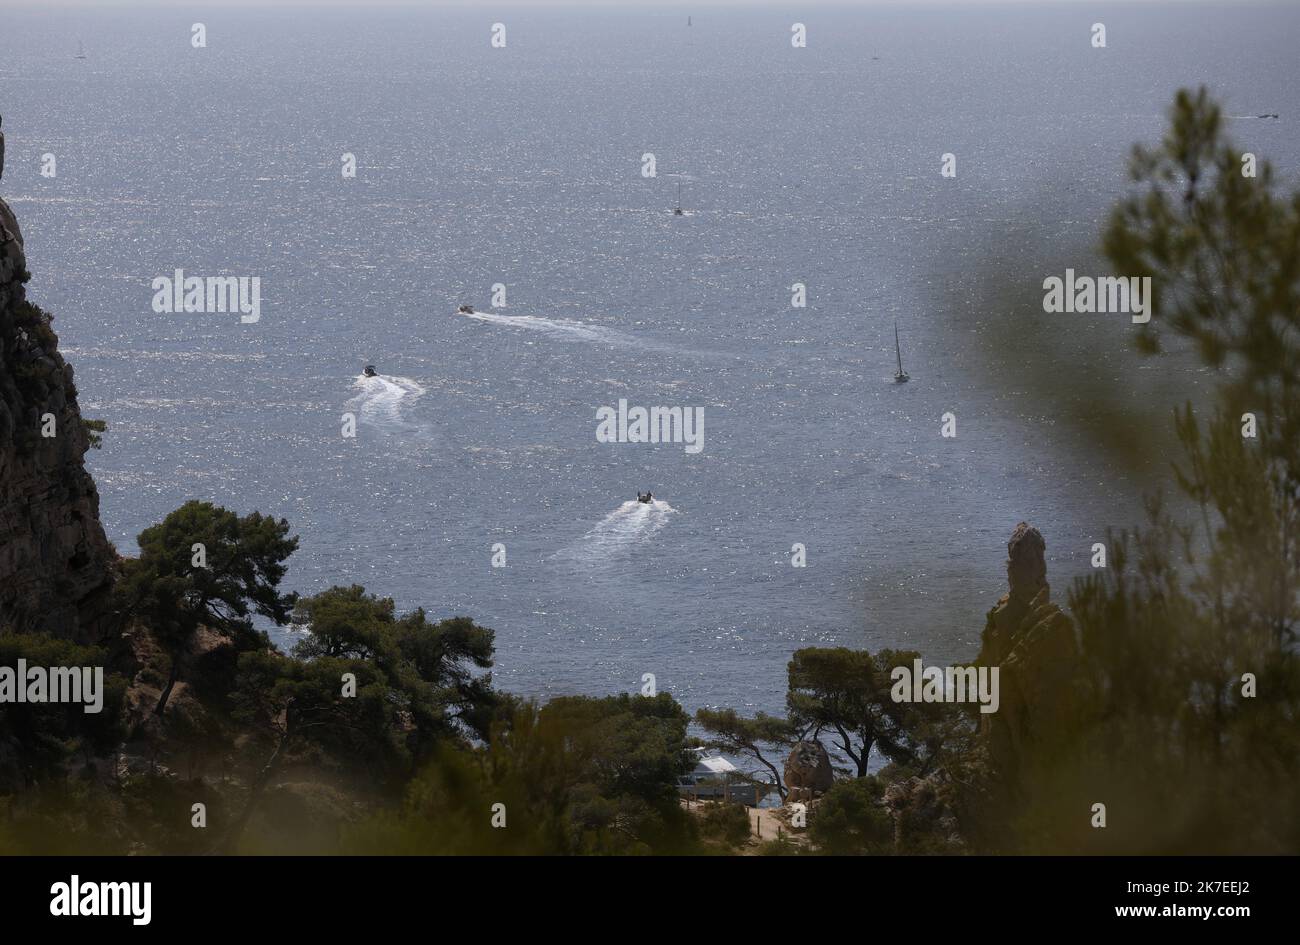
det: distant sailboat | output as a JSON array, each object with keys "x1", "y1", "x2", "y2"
[
  {"x1": 75, "y1": 40, "x2": 87, "y2": 60},
  {"x1": 893, "y1": 321, "x2": 910, "y2": 383},
  {"x1": 673, "y1": 181, "x2": 684, "y2": 216}
]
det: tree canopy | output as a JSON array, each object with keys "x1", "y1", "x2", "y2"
[{"x1": 117, "y1": 500, "x2": 298, "y2": 716}]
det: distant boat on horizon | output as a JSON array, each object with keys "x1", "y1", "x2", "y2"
[
  {"x1": 894, "y1": 321, "x2": 909, "y2": 383},
  {"x1": 75, "y1": 40, "x2": 87, "y2": 60}
]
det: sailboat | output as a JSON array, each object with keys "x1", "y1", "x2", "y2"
[
  {"x1": 893, "y1": 321, "x2": 910, "y2": 383},
  {"x1": 75, "y1": 40, "x2": 87, "y2": 60},
  {"x1": 673, "y1": 181, "x2": 684, "y2": 216}
]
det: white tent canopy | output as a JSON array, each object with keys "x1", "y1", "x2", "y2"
[
  {"x1": 687, "y1": 748, "x2": 739, "y2": 778},
  {"x1": 694, "y1": 754, "x2": 738, "y2": 777}
]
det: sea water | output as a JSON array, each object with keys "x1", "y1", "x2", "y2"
[{"x1": 3, "y1": 3, "x2": 1297, "y2": 715}]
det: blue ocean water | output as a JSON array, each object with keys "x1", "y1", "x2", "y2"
[{"x1": 2, "y1": 3, "x2": 1297, "y2": 715}]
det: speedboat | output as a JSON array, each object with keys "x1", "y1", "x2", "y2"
[
  {"x1": 363, "y1": 365, "x2": 377, "y2": 378},
  {"x1": 636, "y1": 491, "x2": 653, "y2": 504},
  {"x1": 457, "y1": 304, "x2": 475, "y2": 314}
]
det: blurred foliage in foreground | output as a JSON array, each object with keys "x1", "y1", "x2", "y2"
[{"x1": 1055, "y1": 86, "x2": 1300, "y2": 853}]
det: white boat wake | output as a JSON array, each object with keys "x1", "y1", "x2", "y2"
[
  {"x1": 345, "y1": 374, "x2": 433, "y2": 438},
  {"x1": 555, "y1": 499, "x2": 678, "y2": 561},
  {"x1": 457, "y1": 309, "x2": 669, "y2": 351}
]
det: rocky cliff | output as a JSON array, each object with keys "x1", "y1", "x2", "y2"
[
  {"x1": 977, "y1": 522, "x2": 1081, "y2": 782},
  {"x1": 0, "y1": 197, "x2": 116, "y2": 641},
  {"x1": 880, "y1": 523, "x2": 1083, "y2": 853}
]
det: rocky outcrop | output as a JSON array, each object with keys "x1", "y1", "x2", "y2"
[
  {"x1": 0, "y1": 200, "x2": 20, "y2": 250},
  {"x1": 0, "y1": 196, "x2": 115, "y2": 642},
  {"x1": 976, "y1": 522, "x2": 1080, "y2": 781},
  {"x1": 784, "y1": 740, "x2": 833, "y2": 802}
]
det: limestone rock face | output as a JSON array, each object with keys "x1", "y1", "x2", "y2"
[
  {"x1": 784, "y1": 740, "x2": 833, "y2": 801},
  {"x1": 0, "y1": 198, "x2": 20, "y2": 250},
  {"x1": 977, "y1": 522, "x2": 1080, "y2": 780},
  {"x1": 0, "y1": 197, "x2": 115, "y2": 641}
]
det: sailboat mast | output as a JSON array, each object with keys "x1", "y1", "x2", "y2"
[{"x1": 895, "y1": 322, "x2": 904, "y2": 374}]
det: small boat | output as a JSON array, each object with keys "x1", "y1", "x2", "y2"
[
  {"x1": 636, "y1": 491, "x2": 654, "y2": 504},
  {"x1": 75, "y1": 40, "x2": 87, "y2": 60},
  {"x1": 457, "y1": 304, "x2": 475, "y2": 314},
  {"x1": 893, "y1": 321, "x2": 909, "y2": 383},
  {"x1": 673, "y1": 182, "x2": 684, "y2": 216},
  {"x1": 363, "y1": 365, "x2": 377, "y2": 378}
]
